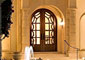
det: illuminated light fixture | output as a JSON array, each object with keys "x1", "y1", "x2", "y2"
[
  {"x1": 59, "y1": 19, "x2": 64, "y2": 26},
  {"x1": 59, "y1": 19, "x2": 64, "y2": 28},
  {"x1": 60, "y1": 21, "x2": 64, "y2": 26},
  {"x1": 82, "y1": 57, "x2": 85, "y2": 60}
]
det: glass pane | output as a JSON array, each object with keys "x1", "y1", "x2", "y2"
[
  {"x1": 50, "y1": 24, "x2": 54, "y2": 30},
  {"x1": 45, "y1": 14, "x2": 50, "y2": 18},
  {"x1": 45, "y1": 24, "x2": 49, "y2": 30},
  {"x1": 36, "y1": 15, "x2": 40, "y2": 18},
  {"x1": 32, "y1": 17, "x2": 34, "y2": 22},
  {"x1": 45, "y1": 38, "x2": 50, "y2": 44},
  {"x1": 45, "y1": 12, "x2": 50, "y2": 16},
  {"x1": 31, "y1": 25, "x2": 33, "y2": 30},
  {"x1": 32, "y1": 24, "x2": 35, "y2": 30},
  {"x1": 35, "y1": 12, "x2": 40, "y2": 18},
  {"x1": 32, "y1": 23, "x2": 40, "y2": 30},
  {"x1": 37, "y1": 31, "x2": 40, "y2": 37},
  {"x1": 46, "y1": 12, "x2": 50, "y2": 15},
  {"x1": 31, "y1": 32, "x2": 33, "y2": 37},
  {"x1": 37, "y1": 24, "x2": 40, "y2": 30},
  {"x1": 45, "y1": 31, "x2": 49, "y2": 37},
  {"x1": 45, "y1": 17, "x2": 49, "y2": 23},
  {"x1": 50, "y1": 31, "x2": 54, "y2": 37},
  {"x1": 50, "y1": 24, "x2": 52, "y2": 30},
  {"x1": 31, "y1": 31, "x2": 35, "y2": 37},
  {"x1": 31, "y1": 38, "x2": 33, "y2": 44},
  {"x1": 31, "y1": 38, "x2": 35, "y2": 44},
  {"x1": 33, "y1": 18, "x2": 36, "y2": 23},
  {"x1": 51, "y1": 17, "x2": 54, "y2": 22},
  {"x1": 37, "y1": 17, "x2": 40, "y2": 23},
  {"x1": 49, "y1": 17, "x2": 52, "y2": 23},
  {"x1": 50, "y1": 38, "x2": 54, "y2": 44},
  {"x1": 35, "y1": 12, "x2": 40, "y2": 16},
  {"x1": 32, "y1": 24, "x2": 34, "y2": 30},
  {"x1": 37, "y1": 38, "x2": 40, "y2": 44},
  {"x1": 52, "y1": 25, "x2": 54, "y2": 30}
]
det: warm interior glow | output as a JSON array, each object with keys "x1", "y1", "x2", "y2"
[{"x1": 31, "y1": 11, "x2": 55, "y2": 45}]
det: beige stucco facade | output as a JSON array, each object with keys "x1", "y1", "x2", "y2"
[{"x1": 1, "y1": 0, "x2": 85, "y2": 59}]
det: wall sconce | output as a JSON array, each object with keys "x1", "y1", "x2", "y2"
[
  {"x1": 82, "y1": 57, "x2": 85, "y2": 60},
  {"x1": 59, "y1": 19, "x2": 64, "y2": 28}
]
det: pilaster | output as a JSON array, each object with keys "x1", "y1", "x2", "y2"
[
  {"x1": 66, "y1": 8, "x2": 77, "y2": 58},
  {"x1": 16, "y1": 0, "x2": 22, "y2": 52},
  {"x1": 21, "y1": 8, "x2": 30, "y2": 52},
  {"x1": 69, "y1": 8, "x2": 76, "y2": 48},
  {"x1": 65, "y1": 0, "x2": 77, "y2": 58}
]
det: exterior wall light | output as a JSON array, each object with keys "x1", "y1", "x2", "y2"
[
  {"x1": 59, "y1": 19, "x2": 64, "y2": 28},
  {"x1": 82, "y1": 57, "x2": 85, "y2": 60},
  {"x1": 60, "y1": 21, "x2": 64, "y2": 26}
]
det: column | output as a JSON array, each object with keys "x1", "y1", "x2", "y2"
[
  {"x1": 22, "y1": 8, "x2": 30, "y2": 52},
  {"x1": 69, "y1": 8, "x2": 76, "y2": 48},
  {"x1": 66, "y1": 0, "x2": 77, "y2": 58},
  {"x1": 16, "y1": 0, "x2": 22, "y2": 52},
  {"x1": 66, "y1": 8, "x2": 77, "y2": 58}
]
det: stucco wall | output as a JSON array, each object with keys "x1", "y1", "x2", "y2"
[
  {"x1": 76, "y1": 0, "x2": 85, "y2": 58},
  {"x1": 2, "y1": 0, "x2": 69, "y2": 59},
  {"x1": 76, "y1": 0, "x2": 85, "y2": 49},
  {"x1": 2, "y1": 0, "x2": 68, "y2": 52},
  {"x1": 21, "y1": 0, "x2": 68, "y2": 53}
]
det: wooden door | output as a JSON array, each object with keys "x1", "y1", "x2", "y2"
[{"x1": 30, "y1": 9, "x2": 57, "y2": 52}]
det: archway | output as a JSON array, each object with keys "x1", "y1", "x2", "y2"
[{"x1": 29, "y1": 5, "x2": 65, "y2": 53}]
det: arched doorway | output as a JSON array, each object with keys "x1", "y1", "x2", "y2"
[{"x1": 30, "y1": 9, "x2": 57, "y2": 52}]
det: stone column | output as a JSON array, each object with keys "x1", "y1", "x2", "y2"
[
  {"x1": 16, "y1": 0, "x2": 22, "y2": 52},
  {"x1": 22, "y1": 8, "x2": 30, "y2": 52},
  {"x1": 67, "y1": 8, "x2": 77, "y2": 58},
  {"x1": 66, "y1": 0, "x2": 77, "y2": 58},
  {"x1": 69, "y1": 8, "x2": 76, "y2": 49}
]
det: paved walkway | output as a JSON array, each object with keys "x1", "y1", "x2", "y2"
[{"x1": 33, "y1": 52, "x2": 82, "y2": 60}]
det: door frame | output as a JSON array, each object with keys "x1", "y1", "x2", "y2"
[{"x1": 30, "y1": 9, "x2": 57, "y2": 52}]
